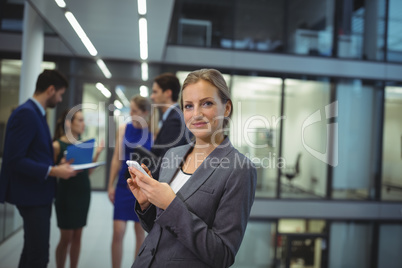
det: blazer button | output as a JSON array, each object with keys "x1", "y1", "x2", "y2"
[{"x1": 151, "y1": 248, "x2": 156, "y2": 256}]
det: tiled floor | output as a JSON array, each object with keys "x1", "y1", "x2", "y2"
[
  {"x1": 0, "y1": 191, "x2": 272, "y2": 268},
  {"x1": 0, "y1": 191, "x2": 139, "y2": 268}
]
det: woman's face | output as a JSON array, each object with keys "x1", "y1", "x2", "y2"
[
  {"x1": 130, "y1": 101, "x2": 148, "y2": 127},
  {"x1": 182, "y1": 79, "x2": 231, "y2": 143},
  {"x1": 71, "y1": 111, "x2": 85, "y2": 135}
]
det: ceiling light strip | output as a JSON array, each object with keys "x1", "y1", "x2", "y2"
[
  {"x1": 139, "y1": 18, "x2": 148, "y2": 60},
  {"x1": 137, "y1": 0, "x2": 147, "y2": 15},
  {"x1": 140, "y1": 85, "x2": 149, "y2": 97},
  {"x1": 65, "y1": 11, "x2": 98, "y2": 56},
  {"x1": 57, "y1": 4, "x2": 112, "y2": 79},
  {"x1": 55, "y1": 0, "x2": 66, "y2": 8},
  {"x1": 114, "y1": 100, "x2": 123, "y2": 109},
  {"x1": 141, "y1": 62, "x2": 148, "y2": 81},
  {"x1": 96, "y1": 82, "x2": 111, "y2": 98},
  {"x1": 96, "y1": 59, "x2": 112, "y2": 79},
  {"x1": 115, "y1": 87, "x2": 131, "y2": 107}
]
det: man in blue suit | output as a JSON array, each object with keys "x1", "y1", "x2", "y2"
[
  {"x1": 149, "y1": 73, "x2": 192, "y2": 179},
  {"x1": 0, "y1": 69, "x2": 77, "y2": 268}
]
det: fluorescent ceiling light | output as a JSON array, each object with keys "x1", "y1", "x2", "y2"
[
  {"x1": 140, "y1": 43, "x2": 148, "y2": 60},
  {"x1": 65, "y1": 11, "x2": 98, "y2": 56},
  {"x1": 115, "y1": 86, "x2": 131, "y2": 107},
  {"x1": 140, "y1": 85, "x2": 149, "y2": 97},
  {"x1": 114, "y1": 100, "x2": 123, "y2": 109},
  {"x1": 139, "y1": 18, "x2": 148, "y2": 43},
  {"x1": 141, "y1": 62, "x2": 148, "y2": 81},
  {"x1": 96, "y1": 82, "x2": 111, "y2": 98},
  {"x1": 138, "y1": 0, "x2": 147, "y2": 15},
  {"x1": 139, "y1": 18, "x2": 148, "y2": 60},
  {"x1": 96, "y1": 59, "x2": 112, "y2": 79},
  {"x1": 55, "y1": 0, "x2": 66, "y2": 8}
]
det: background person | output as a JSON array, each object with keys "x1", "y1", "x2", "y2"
[
  {"x1": 127, "y1": 68, "x2": 257, "y2": 267},
  {"x1": 149, "y1": 73, "x2": 192, "y2": 179},
  {"x1": 52, "y1": 109, "x2": 103, "y2": 268},
  {"x1": 0, "y1": 69, "x2": 76, "y2": 268},
  {"x1": 107, "y1": 95, "x2": 153, "y2": 268}
]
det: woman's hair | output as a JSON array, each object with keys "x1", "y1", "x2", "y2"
[
  {"x1": 180, "y1": 69, "x2": 233, "y2": 127},
  {"x1": 131, "y1": 95, "x2": 152, "y2": 127},
  {"x1": 53, "y1": 109, "x2": 80, "y2": 141},
  {"x1": 131, "y1": 95, "x2": 151, "y2": 113}
]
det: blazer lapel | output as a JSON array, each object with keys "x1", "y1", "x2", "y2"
[
  {"x1": 176, "y1": 137, "x2": 235, "y2": 202},
  {"x1": 158, "y1": 143, "x2": 191, "y2": 184}
]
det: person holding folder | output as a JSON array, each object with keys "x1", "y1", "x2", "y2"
[
  {"x1": 52, "y1": 109, "x2": 103, "y2": 268},
  {"x1": 0, "y1": 70, "x2": 76, "y2": 268}
]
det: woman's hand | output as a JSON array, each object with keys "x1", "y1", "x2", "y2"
[
  {"x1": 127, "y1": 164, "x2": 152, "y2": 211},
  {"x1": 108, "y1": 186, "x2": 115, "y2": 204},
  {"x1": 96, "y1": 140, "x2": 104, "y2": 156},
  {"x1": 129, "y1": 164, "x2": 176, "y2": 210}
]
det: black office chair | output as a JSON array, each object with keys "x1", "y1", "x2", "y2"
[{"x1": 282, "y1": 153, "x2": 302, "y2": 190}]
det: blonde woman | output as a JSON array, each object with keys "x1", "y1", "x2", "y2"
[
  {"x1": 108, "y1": 95, "x2": 153, "y2": 268},
  {"x1": 128, "y1": 69, "x2": 257, "y2": 267}
]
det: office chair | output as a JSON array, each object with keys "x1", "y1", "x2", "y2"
[{"x1": 282, "y1": 153, "x2": 302, "y2": 190}]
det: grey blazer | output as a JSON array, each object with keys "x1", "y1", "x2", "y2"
[{"x1": 132, "y1": 137, "x2": 257, "y2": 268}]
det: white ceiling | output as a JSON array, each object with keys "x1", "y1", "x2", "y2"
[{"x1": 29, "y1": 0, "x2": 175, "y2": 62}]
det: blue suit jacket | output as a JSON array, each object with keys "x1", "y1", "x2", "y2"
[
  {"x1": 0, "y1": 99, "x2": 56, "y2": 206},
  {"x1": 151, "y1": 105, "x2": 192, "y2": 158},
  {"x1": 150, "y1": 106, "x2": 192, "y2": 179},
  {"x1": 133, "y1": 137, "x2": 257, "y2": 268}
]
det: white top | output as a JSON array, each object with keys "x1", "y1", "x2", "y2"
[{"x1": 170, "y1": 168, "x2": 192, "y2": 194}]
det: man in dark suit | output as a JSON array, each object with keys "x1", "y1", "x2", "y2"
[
  {"x1": 0, "y1": 69, "x2": 77, "y2": 268},
  {"x1": 149, "y1": 73, "x2": 192, "y2": 179}
]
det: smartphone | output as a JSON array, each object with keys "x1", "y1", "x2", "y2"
[{"x1": 126, "y1": 160, "x2": 149, "y2": 177}]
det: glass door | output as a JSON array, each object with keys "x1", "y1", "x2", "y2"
[
  {"x1": 276, "y1": 219, "x2": 328, "y2": 268},
  {"x1": 81, "y1": 82, "x2": 110, "y2": 189}
]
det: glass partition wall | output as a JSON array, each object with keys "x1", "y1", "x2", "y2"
[
  {"x1": 281, "y1": 79, "x2": 331, "y2": 199},
  {"x1": 227, "y1": 73, "x2": 387, "y2": 200},
  {"x1": 329, "y1": 222, "x2": 373, "y2": 268},
  {"x1": 287, "y1": 0, "x2": 334, "y2": 56},
  {"x1": 170, "y1": 0, "x2": 394, "y2": 60},
  {"x1": 230, "y1": 75, "x2": 334, "y2": 199},
  {"x1": 234, "y1": 219, "x2": 402, "y2": 268},
  {"x1": 336, "y1": 0, "x2": 386, "y2": 60},
  {"x1": 332, "y1": 80, "x2": 384, "y2": 200},
  {"x1": 81, "y1": 83, "x2": 110, "y2": 190},
  {"x1": 381, "y1": 85, "x2": 402, "y2": 201},
  {"x1": 230, "y1": 75, "x2": 282, "y2": 198}
]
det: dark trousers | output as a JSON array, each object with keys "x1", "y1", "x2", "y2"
[{"x1": 17, "y1": 204, "x2": 52, "y2": 268}]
